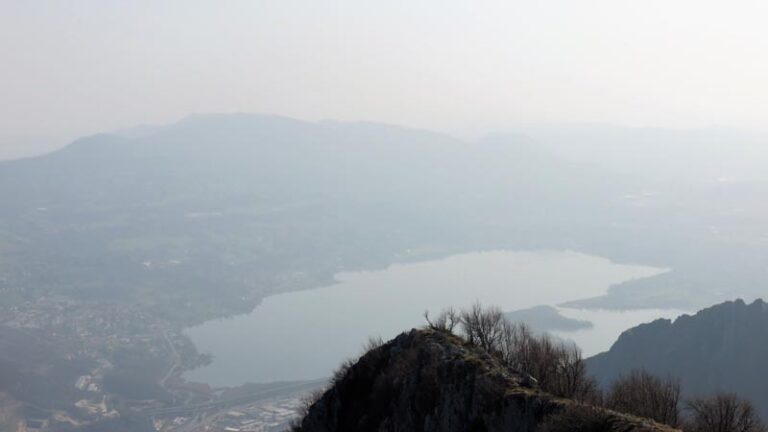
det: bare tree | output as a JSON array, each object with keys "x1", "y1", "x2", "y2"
[
  {"x1": 424, "y1": 307, "x2": 460, "y2": 333},
  {"x1": 496, "y1": 320, "x2": 534, "y2": 369},
  {"x1": 460, "y1": 302, "x2": 506, "y2": 352},
  {"x1": 451, "y1": 302, "x2": 598, "y2": 401},
  {"x1": 512, "y1": 332, "x2": 599, "y2": 402},
  {"x1": 686, "y1": 393, "x2": 766, "y2": 432},
  {"x1": 545, "y1": 341, "x2": 600, "y2": 403},
  {"x1": 605, "y1": 370, "x2": 681, "y2": 427}
]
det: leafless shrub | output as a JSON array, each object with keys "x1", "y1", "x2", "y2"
[
  {"x1": 539, "y1": 405, "x2": 617, "y2": 432},
  {"x1": 362, "y1": 336, "x2": 384, "y2": 352},
  {"x1": 510, "y1": 331, "x2": 599, "y2": 402},
  {"x1": 289, "y1": 389, "x2": 325, "y2": 431},
  {"x1": 424, "y1": 307, "x2": 461, "y2": 333},
  {"x1": 542, "y1": 340, "x2": 600, "y2": 403},
  {"x1": 451, "y1": 302, "x2": 598, "y2": 401},
  {"x1": 605, "y1": 370, "x2": 681, "y2": 427},
  {"x1": 329, "y1": 336, "x2": 385, "y2": 388},
  {"x1": 685, "y1": 393, "x2": 766, "y2": 432},
  {"x1": 298, "y1": 389, "x2": 324, "y2": 417},
  {"x1": 331, "y1": 358, "x2": 356, "y2": 386}
]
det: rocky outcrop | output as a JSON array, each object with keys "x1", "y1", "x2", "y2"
[{"x1": 296, "y1": 329, "x2": 677, "y2": 432}]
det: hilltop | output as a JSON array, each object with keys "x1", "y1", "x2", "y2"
[{"x1": 294, "y1": 329, "x2": 676, "y2": 432}]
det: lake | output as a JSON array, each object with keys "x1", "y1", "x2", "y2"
[{"x1": 184, "y1": 250, "x2": 684, "y2": 387}]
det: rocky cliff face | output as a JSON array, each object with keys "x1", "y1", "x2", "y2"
[
  {"x1": 295, "y1": 329, "x2": 676, "y2": 432},
  {"x1": 587, "y1": 298, "x2": 768, "y2": 419}
]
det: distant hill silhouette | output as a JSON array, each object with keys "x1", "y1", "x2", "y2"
[
  {"x1": 505, "y1": 305, "x2": 592, "y2": 332},
  {"x1": 587, "y1": 299, "x2": 768, "y2": 418}
]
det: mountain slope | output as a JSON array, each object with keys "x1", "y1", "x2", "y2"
[
  {"x1": 587, "y1": 299, "x2": 768, "y2": 418},
  {"x1": 296, "y1": 329, "x2": 676, "y2": 432},
  {"x1": 0, "y1": 114, "x2": 620, "y2": 323}
]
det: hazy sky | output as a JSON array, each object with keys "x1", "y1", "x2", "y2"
[{"x1": 3, "y1": 0, "x2": 768, "y2": 153}]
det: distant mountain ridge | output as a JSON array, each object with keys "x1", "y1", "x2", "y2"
[
  {"x1": 5, "y1": 116, "x2": 768, "y2": 318},
  {"x1": 587, "y1": 299, "x2": 768, "y2": 418},
  {"x1": 0, "y1": 114, "x2": 622, "y2": 324}
]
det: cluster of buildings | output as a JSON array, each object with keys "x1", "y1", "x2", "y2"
[
  {"x1": 0, "y1": 294, "x2": 316, "y2": 432},
  {"x1": 0, "y1": 295, "x2": 172, "y2": 359},
  {"x1": 0, "y1": 295, "x2": 192, "y2": 429},
  {"x1": 156, "y1": 394, "x2": 304, "y2": 432}
]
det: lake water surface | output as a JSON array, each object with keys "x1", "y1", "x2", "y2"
[{"x1": 185, "y1": 250, "x2": 684, "y2": 386}]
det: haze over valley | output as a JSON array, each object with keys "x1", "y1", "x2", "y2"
[
  {"x1": 4, "y1": 2, "x2": 768, "y2": 432},
  {"x1": 2, "y1": 114, "x2": 768, "y2": 430}
]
